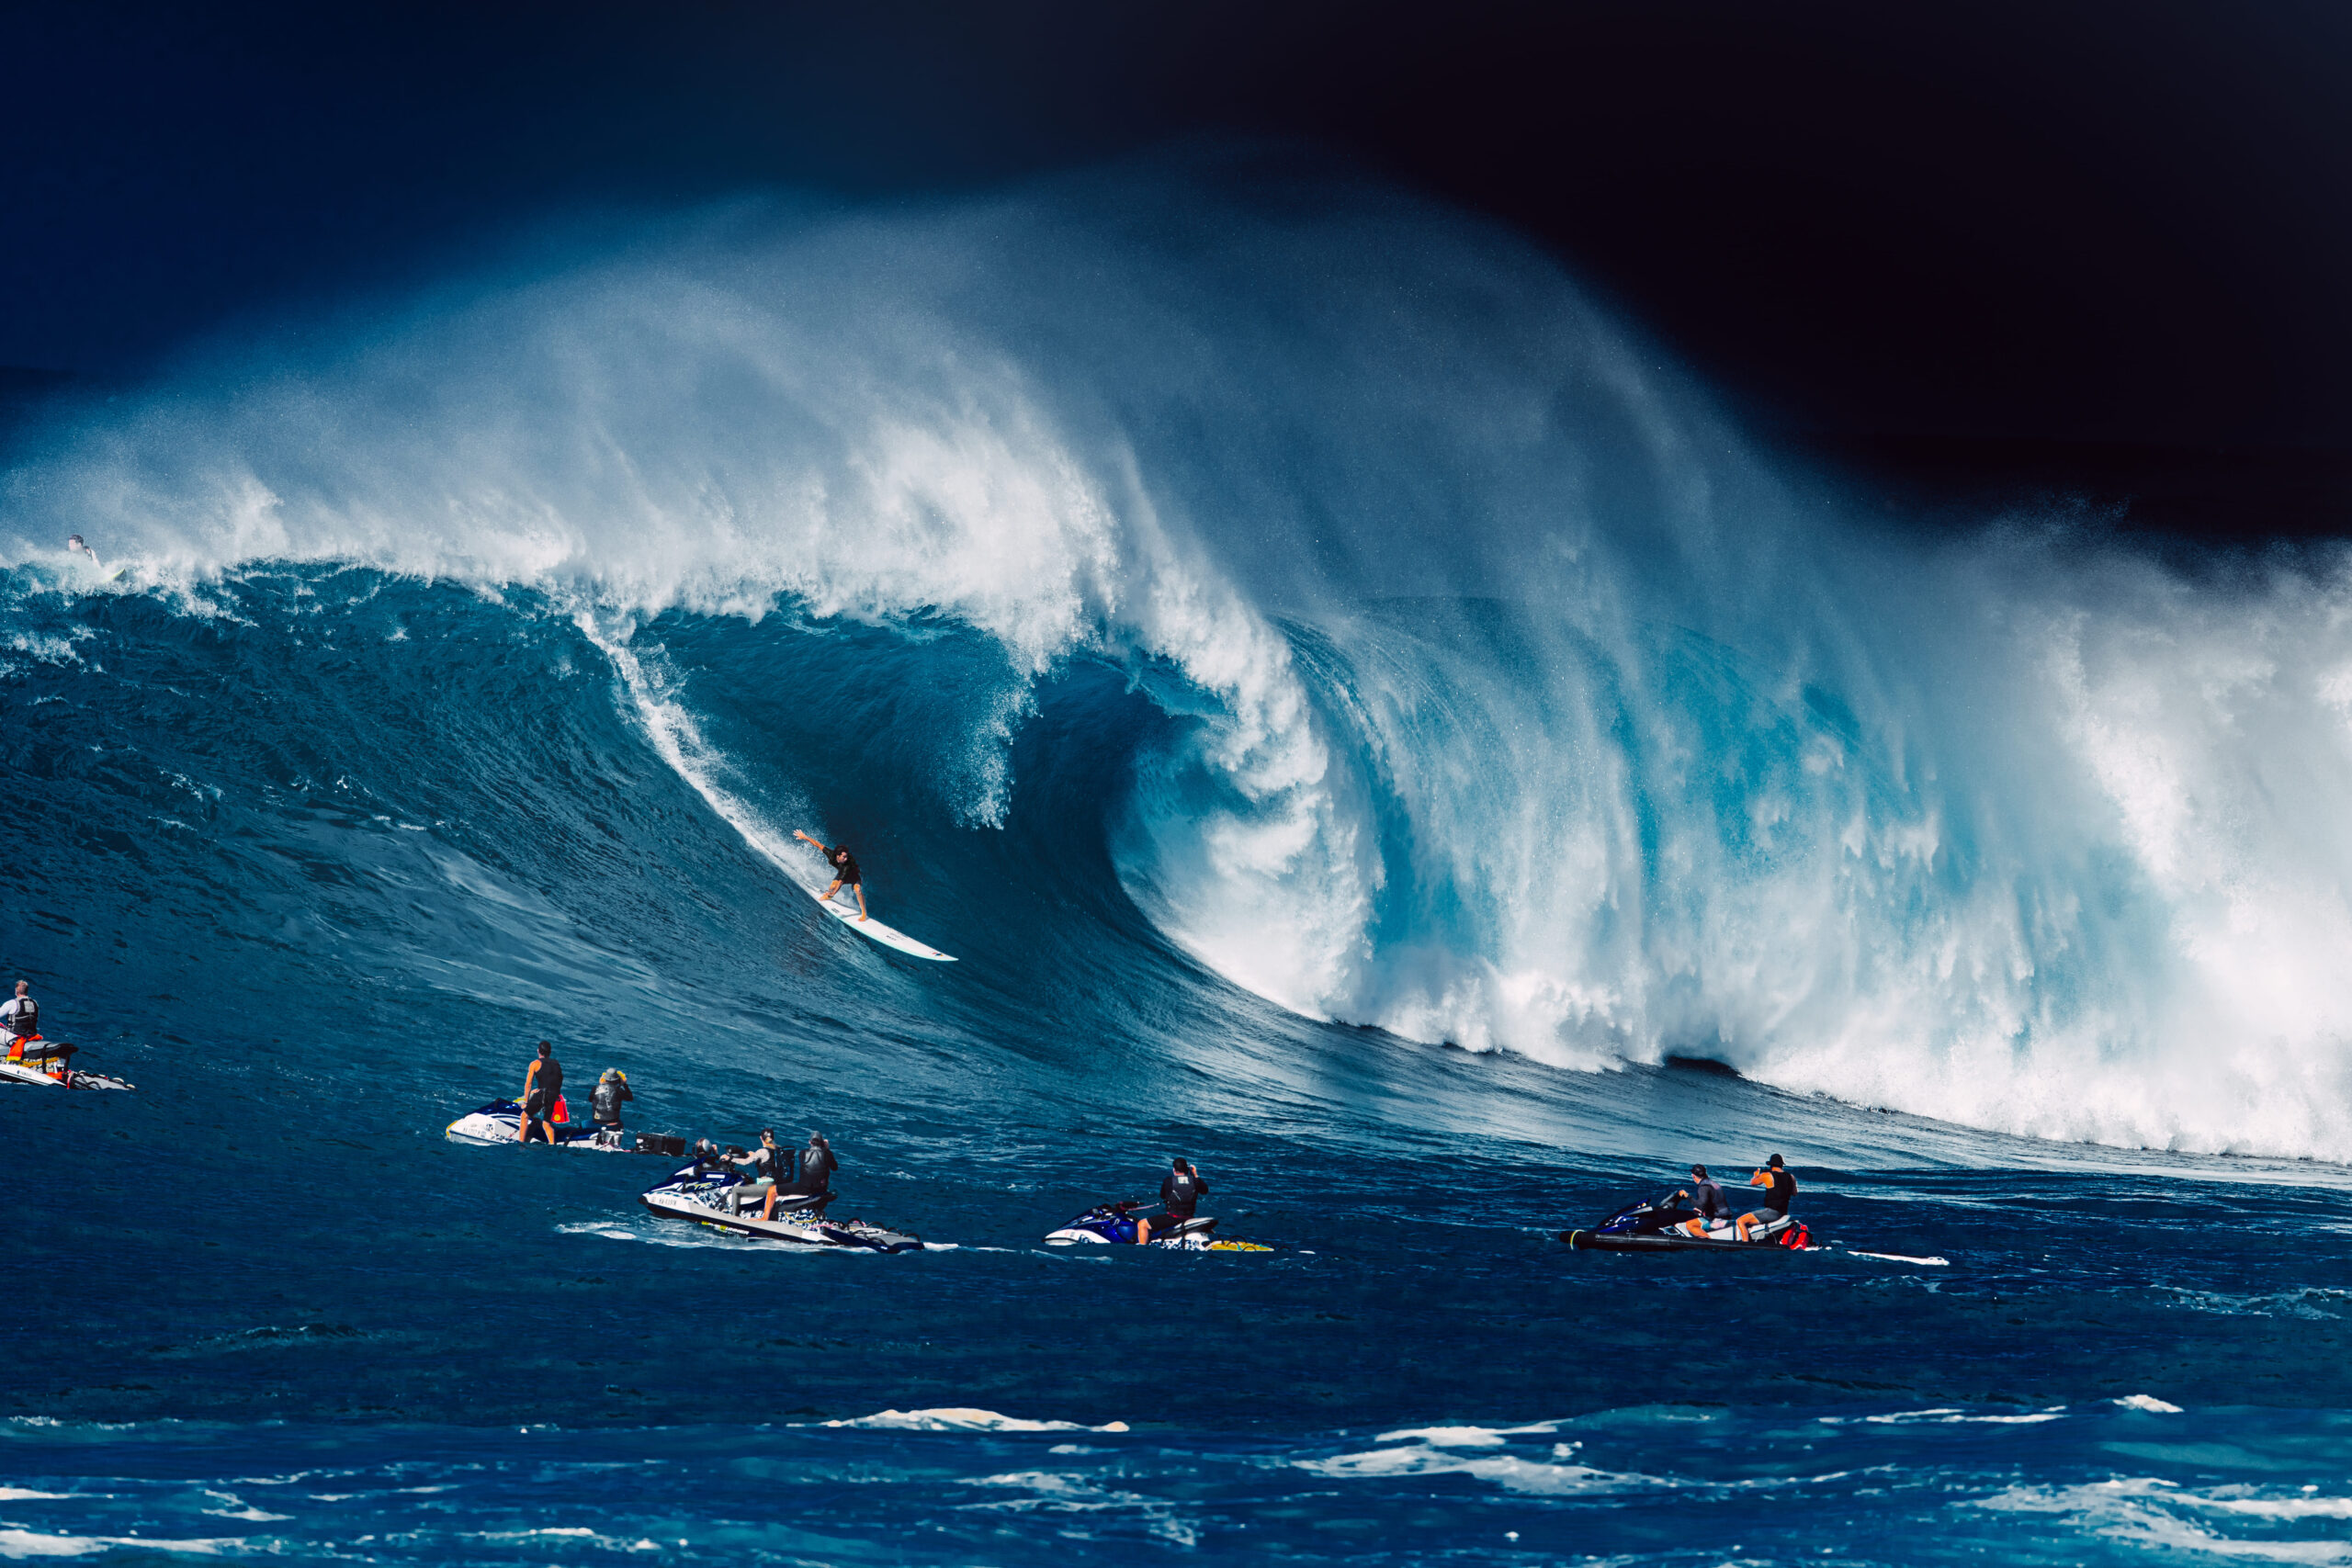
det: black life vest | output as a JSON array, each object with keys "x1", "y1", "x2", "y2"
[
  {"x1": 7, "y1": 998, "x2": 35, "y2": 1037},
  {"x1": 1161, "y1": 1169, "x2": 1204, "y2": 1218}
]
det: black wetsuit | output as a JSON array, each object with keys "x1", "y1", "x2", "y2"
[
  {"x1": 1159, "y1": 1168, "x2": 1208, "y2": 1220},
  {"x1": 526, "y1": 1056, "x2": 562, "y2": 1117},
  {"x1": 1688, "y1": 1179, "x2": 1729, "y2": 1222},
  {"x1": 798, "y1": 1140, "x2": 838, "y2": 1193},
  {"x1": 829, "y1": 852, "x2": 862, "y2": 887},
  {"x1": 1758, "y1": 1168, "x2": 1796, "y2": 1215}
]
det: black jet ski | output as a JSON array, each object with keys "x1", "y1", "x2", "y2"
[
  {"x1": 639, "y1": 1154, "x2": 925, "y2": 1252},
  {"x1": 445, "y1": 1100, "x2": 684, "y2": 1153},
  {"x1": 0, "y1": 1039, "x2": 132, "y2": 1091},
  {"x1": 1561, "y1": 1192, "x2": 1810, "y2": 1252}
]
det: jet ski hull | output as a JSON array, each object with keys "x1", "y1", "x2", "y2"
[
  {"x1": 1564, "y1": 1194, "x2": 1810, "y2": 1253},
  {"x1": 1562, "y1": 1224, "x2": 1807, "y2": 1252},
  {"x1": 446, "y1": 1100, "x2": 675, "y2": 1151},
  {"x1": 0, "y1": 1043, "x2": 131, "y2": 1090},
  {"x1": 639, "y1": 1167, "x2": 924, "y2": 1252},
  {"x1": 1045, "y1": 1206, "x2": 1266, "y2": 1249}
]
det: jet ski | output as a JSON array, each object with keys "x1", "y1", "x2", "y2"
[
  {"x1": 0, "y1": 1039, "x2": 132, "y2": 1091},
  {"x1": 639, "y1": 1157, "x2": 925, "y2": 1253},
  {"x1": 1045, "y1": 1201, "x2": 1272, "y2": 1251},
  {"x1": 444, "y1": 1100, "x2": 684, "y2": 1153},
  {"x1": 1561, "y1": 1192, "x2": 1811, "y2": 1252}
]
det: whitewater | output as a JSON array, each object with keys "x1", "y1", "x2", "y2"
[{"x1": 8, "y1": 165, "x2": 2351, "y2": 1159}]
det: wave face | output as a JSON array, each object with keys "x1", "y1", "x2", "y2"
[{"x1": 6, "y1": 160, "x2": 2352, "y2": 1159}]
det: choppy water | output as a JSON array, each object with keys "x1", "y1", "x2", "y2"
[{"x1": 5, "y1": 163, "x2": 2352, "y2": 1562}]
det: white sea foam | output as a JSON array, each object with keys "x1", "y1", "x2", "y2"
[
  {"x1": 1374, "y1": 1422, "x2": 1565, "y2": 1447},
  {"x1": 1979, "y1": 1477, "x2": 2352, "y2": 1562},
  {"x1": 9, "y1": 167, "x2": 2352, "y2": 1156},
  {"x1": 0, "y1": 1530, "x2": 234, "y2": 1559},
  {"x1": 2114, "y1": 1394, "x2": 2186, "y2": 1414},
  {"x1": 1298, "y1": 1438, "x2": 1662, "y2": 1496},
  {"x1": 823, "y1": 1408, "x2": 1129, "y2": 1434},
  {"x1": 963, "y1": 1470, "x2": 1198, "y2": 1548}
]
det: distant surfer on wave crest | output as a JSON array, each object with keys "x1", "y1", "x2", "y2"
[{"x1": 793, "y1": 829, "x2": 869, "y2": 922}]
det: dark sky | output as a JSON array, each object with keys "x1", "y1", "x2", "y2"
[{"x1": 8, "y1": 1, "x2": 2352, "y2": 531}]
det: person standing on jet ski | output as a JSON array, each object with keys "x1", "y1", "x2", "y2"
[
  {"x1": 1672, "y1": 1164, "x2": 1731, "y2": 1237},
  {"x1": 1136, "y1": 1156, "x2": 1207, "y2": 1244},
  {"x1": 519, "y1": 1041, "x2": 564, "y2": 1145},
  {"x1": 1735, "y1": 1154, "x2": 1797, "y2": 1242},
  {"x1": 590, "y1": 1068, "x2": 632, "y2": 1131}
]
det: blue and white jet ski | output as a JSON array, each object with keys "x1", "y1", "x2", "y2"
[
  {"x1": 639, "y1": 1158, "x2": 925, "y2": 1252},
  {"x1": 445, "y1": 1100, "x2": 681, "y2": 1154},
  {"x1": 1561, "y1": 1192, "x2": 1810, "y2": 1253}
]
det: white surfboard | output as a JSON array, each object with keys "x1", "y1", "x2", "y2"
[{"x1": 806, "y1": 887, "x2": 956, "y2": 962}]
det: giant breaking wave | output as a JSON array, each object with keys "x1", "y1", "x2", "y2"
[{"x1": 6, "y1": 161, "x2": 2352, "y2": 1158}]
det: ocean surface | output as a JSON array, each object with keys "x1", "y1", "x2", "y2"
[{"x1": 5, "y1": 164, "x2": 2352, "y2": 1564}]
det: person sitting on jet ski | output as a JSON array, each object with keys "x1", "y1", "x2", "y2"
[
  {"x1": 790, "y1": 1131, "x2": 838, "y2": 1212},
  {"x1": 726, "y1": 1129, "x2": 789, "y2": 1213},
  {"x1": 1672, "y1": 1164, "x2": 1732, "y2": 1236},
  {"x1": 591, "y1": 1068, "x2": 633, "y2": 1130},
  {"x1": 1136, "y1": 1156, "x2": 1207, "y2": 1244},
  {"x1": 1735, "y1": 1154, "x2": 1797, "y2": 1242}
]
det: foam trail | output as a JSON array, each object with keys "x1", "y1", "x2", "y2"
[{"x1": 574, "y1": 610, "x2": 826, "y2": 896}]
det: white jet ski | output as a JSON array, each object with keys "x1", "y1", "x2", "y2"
[
  {"x1": 445, "y1": 1099, "x2": 684, "y2": 1154},
  {"x1": 639, "y1": 1157, "x2": 925, "y2": 1252},
  {"x1": 0, "y1": 1039, "x2": 132, "y2": 1091}
]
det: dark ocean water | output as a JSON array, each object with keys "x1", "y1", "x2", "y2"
[{"x1": 6, "y1": 174, "x2": 2352, "y2": 1563}]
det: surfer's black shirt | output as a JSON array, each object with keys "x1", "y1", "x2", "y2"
[{"x1": 830, "y1": 852, "x2": 862, "y2": 886}]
